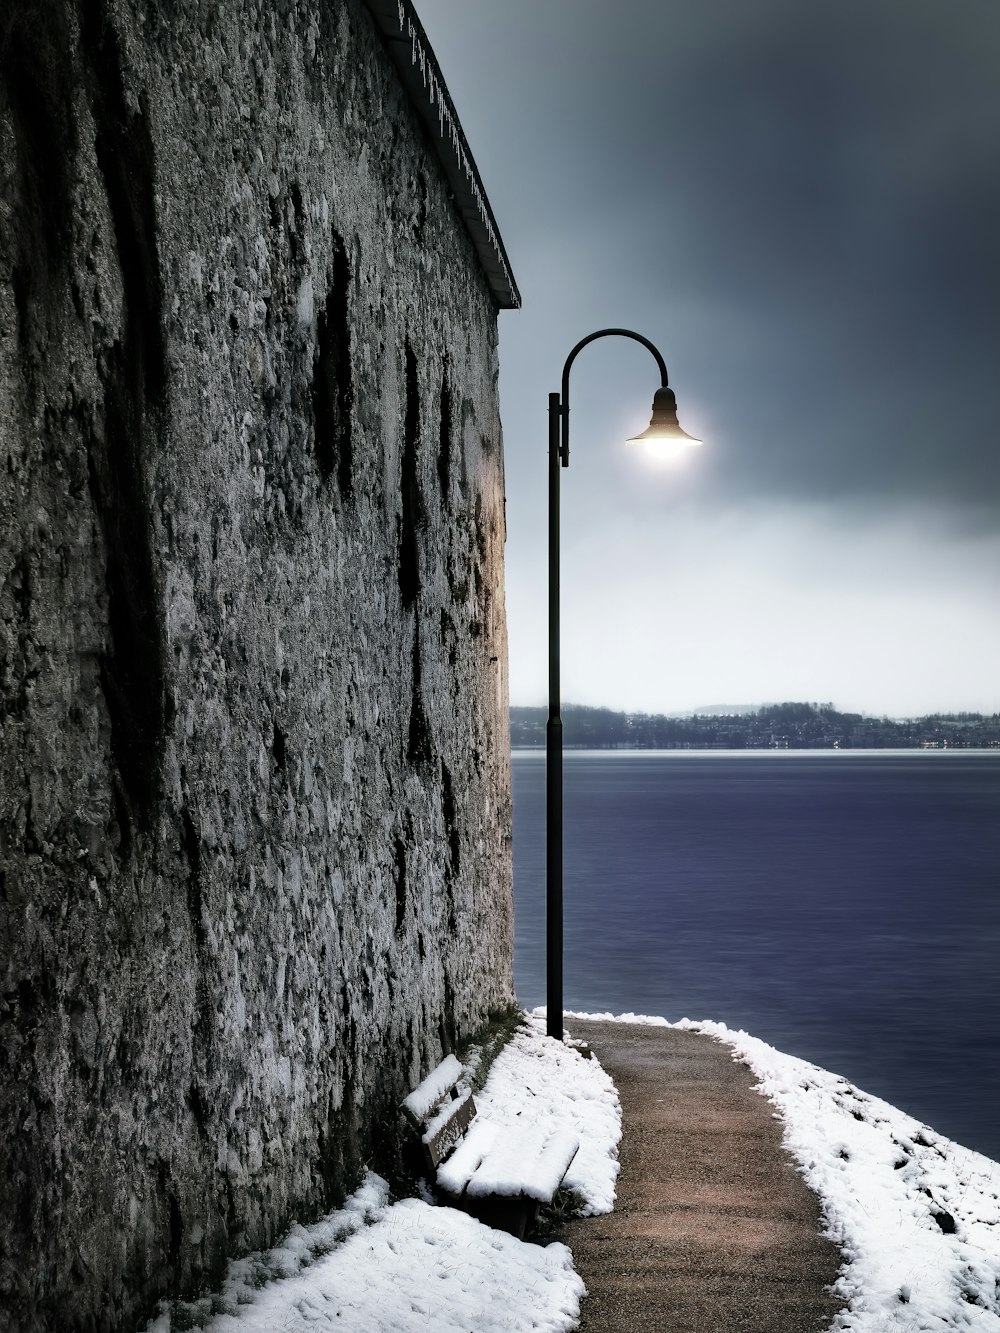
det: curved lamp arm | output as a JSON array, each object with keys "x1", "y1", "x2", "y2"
[
  {"x1": 559, "y1": 327, "x2": 670, "y2": 467},
  {"x1": 546, "y1": 323, "x2": 686, "y2": 1040}
]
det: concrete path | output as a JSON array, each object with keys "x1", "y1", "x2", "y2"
[{"x1": 558, "y1": 1020, "x2": 844, "y2": 1333}]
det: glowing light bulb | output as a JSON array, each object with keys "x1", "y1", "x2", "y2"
[
  {"x1": 626, "y1": 386, "x2": 702, "y2": 457},
  {"x1": 640, "y1": 435, "x2": 700, "y2": 463}
]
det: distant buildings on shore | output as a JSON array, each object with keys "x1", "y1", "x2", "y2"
[{"x1": 510, "y1": 702, "x2": 1000, "y2": 750}]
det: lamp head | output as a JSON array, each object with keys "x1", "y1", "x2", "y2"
[{"x1": 627, "y1": 386, "x2": 702, "y2": 460}]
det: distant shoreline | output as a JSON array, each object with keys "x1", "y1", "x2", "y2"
[
  {"x1": 510, "y1": 744, "x2": 1000, "y2": 753},
  {"x1": 509, "y1": 702, "x2": 1000, "y2": 752}
]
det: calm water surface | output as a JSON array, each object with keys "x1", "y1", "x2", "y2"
[{"x1": 512, "y1": 750, "x2": 1000, "y2": 1162}]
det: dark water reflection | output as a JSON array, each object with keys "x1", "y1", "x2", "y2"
[{"x1": 512, "y1": 750, "x2": 1000, "y2": 1162}]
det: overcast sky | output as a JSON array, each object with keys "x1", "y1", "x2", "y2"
[{"x1": 418, "y1": 0, "x2": 1000, "y2": 717}]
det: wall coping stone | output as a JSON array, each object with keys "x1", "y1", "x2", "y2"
[{"x1": 362, "y1": 0, "x2": 521, "y2": 309}]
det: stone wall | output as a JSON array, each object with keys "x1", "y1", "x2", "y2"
[{"x1": 0, "y1": 1, "x2": 514, "y2": 1327}]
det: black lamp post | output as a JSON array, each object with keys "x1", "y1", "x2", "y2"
[{"x1": 546, "y1": 328, "x2": 701, "y2": 1041}]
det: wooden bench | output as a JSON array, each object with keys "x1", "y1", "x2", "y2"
[{"x1": 402, "y1": 1054, "x2": 580, "y2": 1239}]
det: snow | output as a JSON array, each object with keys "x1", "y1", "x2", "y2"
[
  {"x1": 140, "y1": 1006, "x2": 1000, "y2": 1332},
  {"x1": 437, "y1": 1118, "x2": 501, "y2": 1195},
  {"x1": 469, "y1": 1012, "x2": 622, "y2": 1215},
  {"x1": 561, "y1": 1008, "x2": 1000, "y2": 1333},
  {"x1": 421, "y1": 1088, "x2": 472, "y2": 1146},
  {"x1": 468, "y1": 1129, "x2": 577, "y2": 1205},
  {"x1": 143, "y1": 1020, "x2": 617, "y2": 1332},
  {"x1": 437, "y1": 1119, "x2": 580, "y2": 1202},
  {"x1": 404, "y1": 1052, "x2": 465, "y2": 1121},
  {"x1": 144, "y1": 1173, "x2": 583, "y2": 1333}
]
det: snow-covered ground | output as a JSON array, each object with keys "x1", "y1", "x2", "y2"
[
  {"x1": 145, "y1": 1010, "x2": 1000, "y2": 1332},
  {"x1": 570, "y1": 1009, "x2": 1000, "y2": 1332},
  {"x1": 144, "y1": 1018, "x2": 619, "y2": 1332},
  {"x1": 146, "y1": 1178, "x2": 581, "y2": 1333},
  {"x1": 465, "y1": 1013, "x2": 621, "y2": 1214}
]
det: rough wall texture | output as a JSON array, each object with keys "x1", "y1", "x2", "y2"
[{"x1": 0, "y1": 1, "x2": 514, "y2": 1327}]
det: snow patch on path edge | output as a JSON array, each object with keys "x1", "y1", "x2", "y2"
[{"x1": 552, "y1": 1007, "x2": 1000, "y2": 1332}]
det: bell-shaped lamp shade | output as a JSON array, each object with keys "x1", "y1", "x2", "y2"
[{"x1": 626, "y1": 386, "x2": 702, "y2": 460}]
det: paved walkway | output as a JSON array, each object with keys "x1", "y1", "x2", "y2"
[{"x1": 558, "y1": 1021, "x2": 844, "y2": 1333}]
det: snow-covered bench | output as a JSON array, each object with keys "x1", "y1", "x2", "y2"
[{"x1": 401, "y1": 1054, "x2": 580, "y2": 1239}]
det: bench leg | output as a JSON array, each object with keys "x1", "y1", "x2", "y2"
[{"x1": 458, "y1": 1194, "x2": 538, "y2": 1240}]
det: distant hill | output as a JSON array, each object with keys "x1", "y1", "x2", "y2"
[
  {"x1": 509, "y1": 702, "x2": 1000, "y2": 750},
  {"x1": 681, "y1": 703, "x2": 768, "y2": 717}
]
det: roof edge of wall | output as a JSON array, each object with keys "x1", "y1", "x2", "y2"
[{"x1": 361, "y1": 0, "x2": 521, "y2": 311}]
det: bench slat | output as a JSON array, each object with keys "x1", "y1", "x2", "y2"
[
  {"x1": 402, "y1": 1054, "x2": 464, "y2": 1122},
  {"x1": 436, "y1": 1119, "x2": 500, "y2": 1197},
  {"x1": 489, "y1": 1128, "x2": 578, "y2": 1203},
  {"x1": 422, "y1": 1090, "x2": 477, "y2": 1169},
  {"x1": 437, "y1": 1120, "x2": 580, "y2": 1206}
]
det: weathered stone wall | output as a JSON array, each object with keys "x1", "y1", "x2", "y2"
[{"x1": 0, "y1": 0, "x2": 514, "y2": 1327}]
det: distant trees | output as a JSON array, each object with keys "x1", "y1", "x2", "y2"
[{"x1": 508, "y1": 702, "x2": 1000, "y2": 750}]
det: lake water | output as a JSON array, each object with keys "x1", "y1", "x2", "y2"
[{"x1": 511, "y1": 749, "x2": 1000, "y2": 1163}]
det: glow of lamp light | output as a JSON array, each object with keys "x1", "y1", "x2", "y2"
[{"x1": 637, "y1": 434, "x2": 702, "y2": 463}]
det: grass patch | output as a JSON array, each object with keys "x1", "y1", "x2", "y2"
[
  {"x1": 532, "y1": 1186, "x2": 590, "y2": 1240},
  {"x1": 163, "y1": 1294, "x2": 236, "y2": 1330},
  {"x1": 454, "y1": 1004, "x2": 526, "y2": 1095}
]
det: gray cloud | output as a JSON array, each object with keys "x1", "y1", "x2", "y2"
[
  {"x1": 423, "y1": 0, "x2": 999, "y2": 513},
  {"x1": 417, "y1": 0, "x2": 1000, "y2": 711}
]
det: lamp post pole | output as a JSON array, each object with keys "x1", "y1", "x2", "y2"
[
  {"x1": 545, "y1": 328, "x2": 697, "y2": 1042},
  {"x1": 546, "y1": 387, "x2": 564, "y2": 1041}
]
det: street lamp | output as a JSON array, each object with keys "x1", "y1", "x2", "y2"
[{"x1": 546, "y1": 328, "x2": 701, "y2": 1041}]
